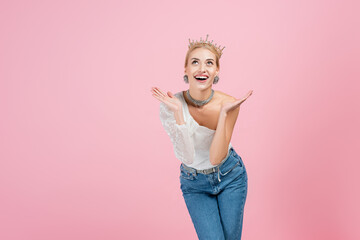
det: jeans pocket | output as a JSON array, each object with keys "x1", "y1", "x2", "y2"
[
  {"x1": 180, "y1": 165, "x2": 197, "y2": 180},
  {"x1": 219, "y1": 154, "x2": 244, "y2": 177}
]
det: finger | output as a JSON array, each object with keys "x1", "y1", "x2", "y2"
[
  {"x1": 241, "y1": 91, "x2": 252, "y2": 101},
  {"x1": 153, "y1": 88, "x2": 166, "y2": 98},
  {"x1": 153, "y1": 87, "x2": 163, "y2": 95},
  {"x1": 151, "y1": 88, "x2": 159, "y2": 94},
  {"x1": 244, "y1": 91, "x2": 252, "y2": 99},
  {"x1": 227, "y1": 100, "x2": 243, "y2": 110},
  {"x1": 240, "y1": 97, "x2": 248, "y2": 104},
  {"x1": 167, "y1": 91, "x2": 174, "y2": 98},
  {"x1": 151, "y1": 89, "x2": 162, "y2": 98},
  {"x1": 235, "y1": 98, "x2": 245, "y2": 104},
  {"x1": 152, "y1": 93, "x2": 165, "y2": 103},
  {"x1": 233, "y1": 98, "x2": 246, "y2": 106},
  {"x1": 230, "y1": 102, "x2": 243, "y2": 111},
  {"x1": 154, "y1": 87, "x2": 167, "y2": 97}
]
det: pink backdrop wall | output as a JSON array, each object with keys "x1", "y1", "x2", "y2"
[{"x1": 1, "y1": 0, "x2": 359, "y2": 239}]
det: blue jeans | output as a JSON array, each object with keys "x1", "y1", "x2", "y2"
[{"x1": 179, "y1": 147, "x2": 248, "y2": 240}]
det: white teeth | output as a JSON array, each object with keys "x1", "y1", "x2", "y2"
[{"x1": 195, "y1": 76, "x2": 208, "y2": 80}]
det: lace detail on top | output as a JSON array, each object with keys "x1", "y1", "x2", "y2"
[
  {"x1": 159, "y1": 102, "x2": 195, "y2": 165},
  {"x1": 159, "y1": 91, "x2": 232, "y2": 170}
]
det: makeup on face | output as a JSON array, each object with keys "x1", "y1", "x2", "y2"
[{"x1": 186, "y1": 48, "x2": 218, "y2": 85}]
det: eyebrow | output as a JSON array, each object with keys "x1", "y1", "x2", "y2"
[{"x1": 191, "y1": 58, "x2": 215, "y2": 61}]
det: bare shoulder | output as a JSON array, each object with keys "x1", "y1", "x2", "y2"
[
  {"x1": 215, "y1": 90, "x2": 236, "y2": 103},
  {"x1": 215, "y1": 90, "x2": 240, "y2": 120}
]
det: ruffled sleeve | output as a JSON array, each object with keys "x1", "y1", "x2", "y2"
[{"x1": 159, "y1": 102, "x2": 195, "y2": 165}]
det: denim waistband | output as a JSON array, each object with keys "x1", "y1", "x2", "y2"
[{"x1": 181, "y1": 147, "x2": 234, "y2": 175}]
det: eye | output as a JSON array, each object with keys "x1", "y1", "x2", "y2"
[
  {"x1": 192, "y1": 60, "x2": 198, "y2": 64},
  {"x1": 207, "y1": 61, "x2": 214, "y2": 65}
]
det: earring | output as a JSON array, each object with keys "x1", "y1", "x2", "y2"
[
  {"x1": 213, "y1": 76, "x2": 219, "y2": 84},
  {"x1": 183, "y1": 75, "x2": 189, "y2": 83}
]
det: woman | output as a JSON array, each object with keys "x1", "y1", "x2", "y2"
[{"x1": 150, "y1": 35, "x2": 253, "y2": 240}]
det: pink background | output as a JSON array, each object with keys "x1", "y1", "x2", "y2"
[{"x1": 1, "y1": 0, "x2": 359, "y2": 239}]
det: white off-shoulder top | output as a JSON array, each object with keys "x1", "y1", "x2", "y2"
[{"x1": 159, "y1": 91, "x2": 232, "y2": 170}]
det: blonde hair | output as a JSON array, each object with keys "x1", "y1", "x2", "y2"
[{"x1": 184, "y1": 44, "x2": 220, "y2": 69}]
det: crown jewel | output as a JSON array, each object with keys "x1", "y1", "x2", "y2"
[{"x1": 188, "y1": 34, "x2": 225, "y2": 58}]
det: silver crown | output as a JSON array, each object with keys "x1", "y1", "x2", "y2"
[{"x1": 188, "y1": 34, "x2": 225, "y2": 58}]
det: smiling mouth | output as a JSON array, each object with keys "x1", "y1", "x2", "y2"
[{"x1": 194, "y1": 76, "x2": 209, "y2": 82}]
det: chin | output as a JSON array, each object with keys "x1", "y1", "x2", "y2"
[{"x1": 195, "y1": 84, "x2": 212, "y2": 90}]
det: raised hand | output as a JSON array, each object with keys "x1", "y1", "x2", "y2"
[
  {"x1": 151, "y1": 87, "x2": 183, "y2": 112},
  {"x1": 221, "y1": 90, "x2": 253, "y2": 114}
]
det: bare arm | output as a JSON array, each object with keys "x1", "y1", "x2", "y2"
[
  {"x1": 209, "y1": 90, "x2": 253, "y2": 165},
  {"x1": 209, "y1": 107, "x2": 239, "y2": 165}
]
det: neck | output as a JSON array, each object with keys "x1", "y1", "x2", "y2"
[{"x1": 188, "y1": 88, "x2": 213, "y2": 101}]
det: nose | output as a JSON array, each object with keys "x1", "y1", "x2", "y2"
[{"x1": 200, "y1": 63, "x2": 206, "y2": 72}]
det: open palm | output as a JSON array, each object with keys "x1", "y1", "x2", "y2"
[
  {"x1": 221, "y1": 90, "x2": 253, "y2": 114},
  {"x1": 151, "y1": 87, "x2": 182, "y2": 112}
]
